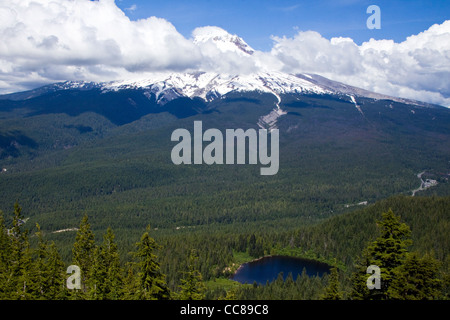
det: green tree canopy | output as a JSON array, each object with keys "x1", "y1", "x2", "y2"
[
  {"x1": 350, "y1": 209, "x2": 443, "y2": 300},
  {"x1": 72, "y1": 214, "x2": 96, "y2": 296},
  {"x1": 88, "y1": 227, "x2": 124, "y2": 300},
  {"x1": 132, "y1": 226, "x2": 171, "y2": 300},
  {"x1": 321, "y1": 266, "x2": 343, "y2": 300},
  {"x1": 178, "y1": 249, "x2": 206, "y2": 300}
]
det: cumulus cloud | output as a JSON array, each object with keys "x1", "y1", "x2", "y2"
[
  {"x1": 0, "y1": 0, "x2": 449, "y2": 107},
  {"x1": 267, "y1": 21, "x2": 450, "y2": 106},
  {"x1": 270, "y1": 32, "x2": 364, "y2": 76},
  {"x1": 192, "y1": 26, "x2": 260, "y2": 74},
  {"x1": 0, "y1": 0, "x2": 202, "y2": 91}
]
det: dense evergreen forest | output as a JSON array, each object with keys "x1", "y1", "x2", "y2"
[
  {"x1": 1, "y1": 89, "x2": 449, "y2": 302},
  {"x1": 1, "y1": 195, "x2": 448, "y2": 300}
]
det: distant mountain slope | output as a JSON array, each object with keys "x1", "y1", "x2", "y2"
[
  {"x1": 0, "y1": 81, "x2": 448, "y2": 235},
  {"x1": 0, "y1": 71, "x2": 436, "y2": 107},
  {"x1": 0, "y1": 23, "x2": 448, "y2": 238},
  {"x1": 0, "y1": 69, "x2": 443, "y2": 133}
]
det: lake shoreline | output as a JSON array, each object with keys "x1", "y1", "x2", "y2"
[
  {"x1": 232, "y1": 254, "x2": 275, "y2": 275},
  {"x1": 230, "y1": 254, "x2": 332, "y2": 284}
]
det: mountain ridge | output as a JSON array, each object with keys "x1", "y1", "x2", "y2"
[{"x1": 0, "y1": 71, "x2": 439, "y2": 109}]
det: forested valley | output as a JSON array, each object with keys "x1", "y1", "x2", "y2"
[
  {"x1": 1, "y1": 194, "x2": 448, "y2": 300},
  {"x1": 1, "y1": 90, "x2": 449, "y2": 301}
]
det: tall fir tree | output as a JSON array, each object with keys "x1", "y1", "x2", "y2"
[
  {"x1": 388, "y1": 252, "x2": 442, "y2": 300},
  {"x1": 178, "y1": 249, "x2": 206, "y2": 300},
  {"x1": 350, "y1": 209, "x2": 412, "y2": 300},
  {"x1": 0, "y1": 204, "x2": 35, "y2": 299},
  {"x1": 72, "y1": 214, "x2": 96, "y2": 298},
  {"x1": 34, "y1": 223, "x2": 66, "y2": 299},
  {"x1": 133, "y1": 226, "x2": 170, "y2": 300},
  {"x1": 46, "y1": 242, "x2": 68, "y2": 299},
  {"x1": 0, "y1": 210, "x2": 12, "y2": 299},
  {"x1": 320, "y1": 266, "x2": 343, "y2": 300},
  {"x1": 123, "y1": 262, "x2": 140, "y2": 300},
  {"x1": 8, "y1": 202, "x2": 37, "y2": 299},
  {"x1": 88, "y1": 227, "x2": 124, "y2": 300}
]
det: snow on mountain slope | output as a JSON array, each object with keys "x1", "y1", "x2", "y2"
[
  {"x1": 0, "y1": 71, "x2": 332, "y2": 104},
  {"x1": 192, "y1": 26, "x2": 255, "y2": 56},
  {"x1": 296, "y1": 73, "x2": 434, "y2": 107},
  {"x1": 101, "y1": 71, "x2": 331, "y2": 128},
  {"x1": 349, "y1": 95, "x2": 365, "y2": 117},
  {"x1": 1, "y1": 55, "x2": 436, "y2": 129},
  {"x1": 10, "y1": 69, "x2": 432, "y2": 129},
  {"x1": 102, "y1": 71, "x2": 330, "y2": 101}
]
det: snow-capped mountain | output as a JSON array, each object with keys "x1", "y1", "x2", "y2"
[
  {"x1": 0, "y1": 24, "x2": 434, "y2": 113},
  {"x1": 1, "y1": 69, "x2": 436, "y2": 130},
  {"x1": 24, "y1": 70, "x2": 430, "y2": 109},
  {"x1": 0, "y1": 25, "x2": 437, "y2": 128},
  {"x1": 99, "y1": 71, "x2": 330, "y2": 129},
  {"x1": 192, "y1": 26, "x2": 255, "y2": 56},
  {"x1": 102, "y1": 71, "x2": 329, "y2": 101}
]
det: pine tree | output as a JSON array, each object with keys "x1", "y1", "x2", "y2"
[
  {"x1": 248, "y1": 234, "x2": 264, "y2": 258},
  {"x1": 17, "y1": 235, "x2": 36, "y2": 299},
  {"x1": 88, "y1": 246, "x2": 106, "y2": 299},
  {"x1": 220, "y1": 287, "x2": 238, "y2": 300},
  {"x1": 0, "y1": 204, "x2": 34, "y2": 299},
  {"x1": 101, "y1": 227, "x2": 123, "y2": 299},
  {"x1": 350, "y1": 209, "x2": 412, "y2": 300},
  {"x1": 34, "y1": 223, "x2": 47, "y2": 298},
  {"x1": 7, "y1": 202, "x2": 38, "y2": 299},
  {"x1": 133, "y1": 226, "x2": 170, "y2": 300},
  {"x1": 388, "y1": 252, "x2": 442, "y2": 300},
  {"x1": 88, "y1": 227, "x2": 124, "y2": 300},
  {"x1": 72, "y1": 214, "x2": 96, "y2": 297},
  {"x1": 321, "y1": 266, "x2": 343, "y2": 300},
  {"x1": 178, "y1": 250, "x2": 206, "y2": 300},
  {"x1": 283, "y1": 272, "x2": 296, "y2": 300},
  {"x1": 0, "y1": 210, "x2": 12, "y2": 299},
  {"x1": 34, "y1": 223, "x2": 66, "y2": 299},
  {"x1": 123, "y1": 262, "x2": 140, "y2": 300},
  {"x1": 45, "y1": 242, "x2": 67, "y2": 299},
  {"x1": 6, "y1": 202, "x2": 23, "y2": 299},
  {"x1": 349, "y1": 254, "x2": 374, "y2": 300}
]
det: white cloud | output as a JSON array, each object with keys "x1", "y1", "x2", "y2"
[
  {"x1": 125, "y1": 4, "x2": 137, "y2": 12},
  {"x1": 266, "y1": 21, "x2": 450, "y2": 106},
  {"x1": 0, "y1": 0, "x2": 203, "y2": 91},
  {"x1": 0, "y1": 0, "x2": 449, "y2": 107},
  {"x1": 192, "y1": 26, "x2": 260, "y2": 74},
  {"x1": 269, "y1": 31, "x2": 364, "y2": 76}
]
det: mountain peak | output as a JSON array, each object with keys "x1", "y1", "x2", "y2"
[{"x1": 192, "y1": 26, "x2": 255, "y2": 56}]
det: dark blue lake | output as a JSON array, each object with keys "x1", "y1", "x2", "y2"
[{"x1": 231, "y1": 255, "x2": 331, "y2": 285}]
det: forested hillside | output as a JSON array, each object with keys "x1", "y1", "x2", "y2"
[
  {"x1": 0, "y1": 84, "x2": 449, "y2": 301},
  {"x1": 1, "y1": 195, "x2": 448, "y2": 300},
  {"x1": 0, "y1": 91, "x2": 448, "y2": 250}
]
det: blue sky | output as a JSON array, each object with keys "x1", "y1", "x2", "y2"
[{"x1": 116, "y1": 0, "x2": 450, "y2": 51}]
